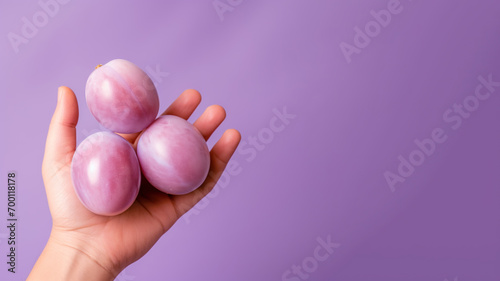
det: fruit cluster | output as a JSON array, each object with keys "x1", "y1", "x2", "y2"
[{"x1": 71, "y1": 59, "x2": 210, "y2": 216}]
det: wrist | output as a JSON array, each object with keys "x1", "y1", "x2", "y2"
[{"x1": 28, "y1": 230, "x2": 117, "y2": 281}]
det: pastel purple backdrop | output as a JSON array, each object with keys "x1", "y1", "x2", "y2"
[{"x1": 1, "y1": 1, "x2": 500, "y2": 280}]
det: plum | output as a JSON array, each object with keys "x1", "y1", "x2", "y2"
[
  {"x1": 137, "y1": 115, "x2": 210, "y2": 195},
  {"x1": 85, "y1": 59, "x2": 159, "y2": 134},
  {"x1": 71, "y1": 131, "x2": 141, "y2": 216}
]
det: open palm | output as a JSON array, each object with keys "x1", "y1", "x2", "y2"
[{"x1": 40, "y1": 86, "x2": 241, "y2": 277}]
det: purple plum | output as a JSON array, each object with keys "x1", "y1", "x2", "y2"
[
  {"x1": 85, "y1": 59, "x2": 159, "y2": 134},
  {"x1": 71, "y1": 131, "x2": 141, "y2": 216},
  {"x1": 137, "y1": 115, "x2": 210, "y2": 195}
]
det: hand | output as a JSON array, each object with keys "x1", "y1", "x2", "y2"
[{"x1": 28, "y1": 86, "x2": 241, "y2": 280}]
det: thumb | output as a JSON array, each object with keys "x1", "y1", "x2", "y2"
[{"x1": 42, "y1": 86, "x2": 79, "y2": 179}]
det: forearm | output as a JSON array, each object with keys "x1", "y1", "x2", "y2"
[{"x1": 27, "y1": 234, "x2": 115, "y2": 281}]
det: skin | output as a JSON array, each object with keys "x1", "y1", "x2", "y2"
[{"x1": 27, "y1": 86, "x2": 241, "y2": 280}]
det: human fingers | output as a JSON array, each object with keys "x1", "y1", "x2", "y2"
[
  {"x1": 160, "y1": 89, "x2": 201, "y2": 119},
  {"x1": 118, "y1": 89, "x2": 202, "y2": 144},
  {"x1": 42, "y1": 86, "x2": 79, "y2": 180},
  {"x1": 193, "y1": 105, "x2": 226, "y2": 141}
]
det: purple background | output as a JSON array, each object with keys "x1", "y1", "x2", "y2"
[{"x1": 1, "y1": 1, "x2": 500, "y2": 280}]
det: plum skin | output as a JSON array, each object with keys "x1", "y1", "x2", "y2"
[
  {"x1": 85, "y1": 59, "x2": 159, "y2": 134},
  {"x1": 137, "y1": 115, "x2": 210, "y2": 195},
  {"x1": 71, "y1": 131, "x2": 141, "y2": 216}
]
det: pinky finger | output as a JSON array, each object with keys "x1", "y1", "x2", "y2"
[{"x1": 194, "y1": 128, "x2": 241, "y2": 197}]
